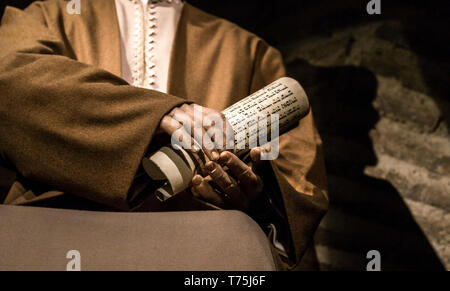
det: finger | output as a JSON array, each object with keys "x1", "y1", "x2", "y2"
[
  {"x1": 180, "y1": 103, "x2": 195, "y2": 119},
  {"x1": 190, "y1": 105, "x2": 220, "y2": 161},
  {"x1": 205, "y1": 161, "x2": 233, "y2": 190},
  {"x1": 169, "y1": 107, "x2": 196, "y2": 139},
  {"x1": 180, "y1": 104, "x2": 204, "y2": 146},
  {"x1": 160, "y1": 115, "x2": 196, "y2": 151},
  {"x1": 159, "y1": 115, "x2": 178, "y2": 136},
  {"x1": 219, "y1": 151, "x2": 263, "y2": 198},
  {"x1": 250, "y1": 147, "x2": 266, "y2": 175},
  {"x1": 203, "y1": 111, "x2": 231, "y2": 152},
  {"x1": 219, "y1": 151, "x2": 258, "y2": 186},
  {"x1": 207, "y1": 117, "x2": 235, "y2": 152},
  {"x1": 199, "y1": 106, "x2": 229, "y2": 154},
  {"x1": 205, "y1": 161, "x2": 249, "y2": 209},
  {"x1": 191, "y1": 174, "x2": 226, "y2": 207},
  {"x1": 169, "y1": 107, "x2": 192, "y2": 129},
  {"x1": 168, "y1": 108, "x2": 197, "y2": 148},
  {"x1": 171, "y1": 106, "x2": 216, "y2": 157},
  {"x1": 201, "y1": 130, "x2": 220, "y2": 161}
]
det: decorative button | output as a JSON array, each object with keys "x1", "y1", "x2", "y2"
[{"x1": 128, "y1": 0, "x2": 184, "y2": 89}]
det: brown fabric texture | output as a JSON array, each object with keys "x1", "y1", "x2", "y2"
[
  {"x1": 0, "y1": 0, "x2": 186, "y2": 209},
  {"x1": 0, "y1": 205, "x2": 275, "y2": 270},
  {"x1": 0, "y1": 0, "x2": 328, "y2": 268}
]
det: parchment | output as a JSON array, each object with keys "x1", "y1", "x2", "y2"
[{"x1": 142, "y1": 77, "x2": 310, "y2": 201}]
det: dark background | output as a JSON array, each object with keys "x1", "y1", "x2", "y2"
[{"x1": 1, "y1": 0, "x2": 449, "y2": 270}]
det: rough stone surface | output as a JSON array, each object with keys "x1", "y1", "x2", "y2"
[{"x1": 277, "y1": 3, "x2": 450, "y2": 270}]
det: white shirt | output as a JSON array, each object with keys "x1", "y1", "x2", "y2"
[{"x1": 115, "y1": 0, "x2": 184, "y2": 93}]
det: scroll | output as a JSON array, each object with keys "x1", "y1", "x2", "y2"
[{"x1": 142, "y1": 77, "x2": 310, "y2": 201}]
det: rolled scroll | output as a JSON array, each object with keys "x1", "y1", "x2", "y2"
[{"x1": 142, "y1": 77, "x2": 310, "y2": 201}]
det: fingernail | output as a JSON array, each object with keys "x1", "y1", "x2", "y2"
[
  {"x1": 211, "y1": 150, "x2": 220, "y2": 161},
  {"x1": 252, "y1": 148, "x2": 261, "y2": 159},
  {"x1": 192, "y1": 144, "x2": 200, "y2": 153},
  {"x1": 220, "y1": 151, "x2": 231, "y2": 164},
  {"x1": 192, "y1": 175, "x2": 202, "y2": 185}
]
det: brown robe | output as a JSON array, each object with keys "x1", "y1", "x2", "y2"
[{"x1": 0, "y1": 0, "x2": 328, "y2": 269}]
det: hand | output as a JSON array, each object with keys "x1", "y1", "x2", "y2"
[
  {"x1": 190, "y1": 147, "x2": 267, "y2": 210},
  {"x1": 158, "y1": 103, "x2": 234, "y2": 161}
]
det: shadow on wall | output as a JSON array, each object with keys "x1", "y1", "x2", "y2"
[
  {"x1": 375, "y1": 2, "x2": 450, "y2": 131},
  {"x1": 287, "y1": 60, "x2": 444, "y2": 270}
]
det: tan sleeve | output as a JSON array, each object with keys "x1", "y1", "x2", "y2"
[
  {"x1": 250, "y1": 39, "x2": 329, "y2": 266},
  {"x1": 0, "y1": 3, "x2": 186, "y2": 210}
]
